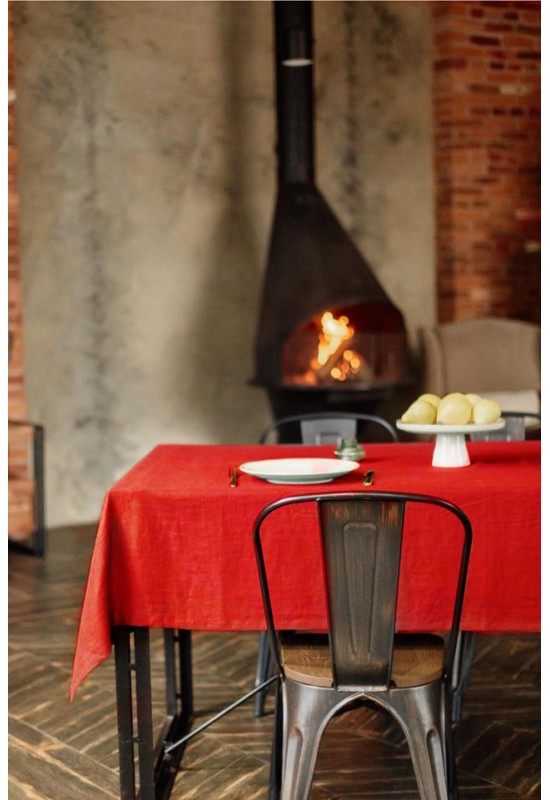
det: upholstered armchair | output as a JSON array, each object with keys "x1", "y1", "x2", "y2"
[{"x1": 419, "y1": 318, "x2": 540, "y2": 414}]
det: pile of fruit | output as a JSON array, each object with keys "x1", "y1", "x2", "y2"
[{"x1": 400, "y1": 393, "x2": 501, "y2": 426}]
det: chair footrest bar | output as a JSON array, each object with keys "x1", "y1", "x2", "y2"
[{"x1": 164, "y1": 674, "x2": 279, "y2": 754}]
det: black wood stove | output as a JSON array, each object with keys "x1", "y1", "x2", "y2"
[{"x1": 253, "y1": 0, "x2": 410, "y2": 423}]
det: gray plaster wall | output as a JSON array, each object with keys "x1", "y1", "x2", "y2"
[{"x1": 14, "y1": 1, "x2": 434, "y2": 526}]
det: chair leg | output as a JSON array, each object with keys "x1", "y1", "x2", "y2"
[
  {"x1": 441, "y1": 683, "x2": 459, "y2": 800},
  {"x1": 268, "y1": 681, "x2": 283, "y2": 800},
  {"x1": 385, "y1": 682, "x2": 450, "y2": 800},
  {"x1": 279, "y1": 680, "x2": 349, "y2": 800},
  {"x1": 255, "y1": 632, "x2": 273, "y2": 717}
]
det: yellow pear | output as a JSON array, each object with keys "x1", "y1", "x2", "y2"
[
  {"x1": 401, "y1": 399, "x2": 437, "y2": 425},
  {"x1": 472, "y1": 398, "x2": 501, "y2": 424},
  {"x1": 436, "y1": 393, "x2": 473, "y2": 425},
  {"x1": 418, "y1": 393, "x2": 441, "y2": 408}
]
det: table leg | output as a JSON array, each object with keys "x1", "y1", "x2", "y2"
[
  {"x1": 156, "y1": 630, "x2": 194, "y2": 799},
  {"x1": 113, "y1": 626, "x2": 194, "y2": 800},
  {"x1": 134, "y1": 628, "x2": 156, "y2": 799},
  {"x1": 254, "y1": 631, "x2": 273, "y2": 718},
  {"x1": 451, "y1": 630, "x2": 477, "y2": 722},
  {"x1": 114, "y1": 627, "x2": 136, "y2": 800}
]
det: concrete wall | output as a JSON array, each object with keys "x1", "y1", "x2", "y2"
[{"x1": 14, "y1": 1, "x2": 434, "y2": 526}]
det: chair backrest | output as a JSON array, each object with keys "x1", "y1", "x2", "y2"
[
  {"x1": 253, "y1": 492, "x2": 472, "y2": 690},
  {"x1": 258, "y1": 412, "x2": 399, "y2": 445},
  {"x1": 419, "y1": 318, "x2": 541, "y2": 398},
  {"x1": 470, "y1": 411, "x2": 541, "y2": 442}
]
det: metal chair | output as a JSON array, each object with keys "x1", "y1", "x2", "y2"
[
  {"x1": 259, "y1": 412, "x2": 399, "y2": 445},
  {"x1": 469, "y1": 411, "x2": 541, "y2": 442},
  {"x1": 254, "y1": 412, "x2": 398, "y2": 717},
  {"x1": 253, "y1": 492, "x2": 472, "y2": 800}
]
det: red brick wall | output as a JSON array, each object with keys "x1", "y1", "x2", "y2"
[
  {"x1": 8, "y1": 0, "x2": 32, "y2": 486},
  {"x1": 433, "y1": 0, "x2": 540, "y2": 324},
  {"x1": 8, "y1": 1, "x2": 26, "y2": 422}
]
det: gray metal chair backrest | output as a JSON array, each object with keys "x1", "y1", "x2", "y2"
[
  {"x1": 470, "y1": 411, "x2": 541, "y2": 442},
  {"x1": 253, "y1": 492, "x2": 472, "y2": 691},
  {"x1": 300, "y1": 418, "x2": 357, "y2": 445},
  {"x1": 258, "y1": 412, "x2": 399, "y2": 445},
  {"x1": 319, "y1": 497, "x2": 404, "y2": 687}
]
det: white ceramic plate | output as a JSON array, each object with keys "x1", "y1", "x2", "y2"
[
  {"x1": 239, "y1": 458, "x2": 360, "y2": 485},
  {"x1": 396, "y1": 420, "x2": 506, "y2": 434}
]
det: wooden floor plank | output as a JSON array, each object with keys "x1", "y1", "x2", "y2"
[
  {"x1": 8, "y1": 525, "x2": 540, "y2": 799},
  {"x1": 9, "y1": 716, "x2": 120, "y2": 799}
]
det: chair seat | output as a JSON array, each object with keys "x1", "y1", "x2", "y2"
[{"x1": 281, "y1": 632, "x2": 445, "y2": 689}]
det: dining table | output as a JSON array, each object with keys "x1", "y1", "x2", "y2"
[{"x1": 70, "y1": 440, "x2": 540, "y2": 800}]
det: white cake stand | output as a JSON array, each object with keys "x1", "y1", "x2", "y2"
[{"x1": 396, "y1": 420, "x2": 506, "y2": 467}]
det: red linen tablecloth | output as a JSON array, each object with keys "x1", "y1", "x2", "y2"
[{"x1": 71, "y1": 441, "x2": 540, "y2": 700}]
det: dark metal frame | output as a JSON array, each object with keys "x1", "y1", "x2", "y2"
[
  {"x1": 113, "y1": 626, "x2": 278, "y2": 799},
  {"x1": 450, "y1": 629, "x2": 478, "y2": 722},
  {"x1": 113, "y1": 627, "x2": 193, "y2": 800},
  {"x1": 8, "y1": 420, "x2": 46, "y2": 556}
]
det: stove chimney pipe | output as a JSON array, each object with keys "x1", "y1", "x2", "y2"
[{"x1": 274, "y1": 1, "x2": 315, "y2": 185}]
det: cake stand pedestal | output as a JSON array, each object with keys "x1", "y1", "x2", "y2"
[{"x1": 396, "y1": 420, "x2": 506, "y2": 467}]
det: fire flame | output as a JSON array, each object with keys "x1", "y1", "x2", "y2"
[
  {"x1": 309, "y1": 311, "x2": 368, "y2": 383},
  {"x1": 330, "y1": 349, "x2": 364, "y2": 381},
  {"x1": 314, "y1": 312, "x2": 354, "y2": 367}
]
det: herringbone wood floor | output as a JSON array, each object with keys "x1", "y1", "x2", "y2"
[{"x1": 9, "y1": 525, "x2": 540, "y2": 799}]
